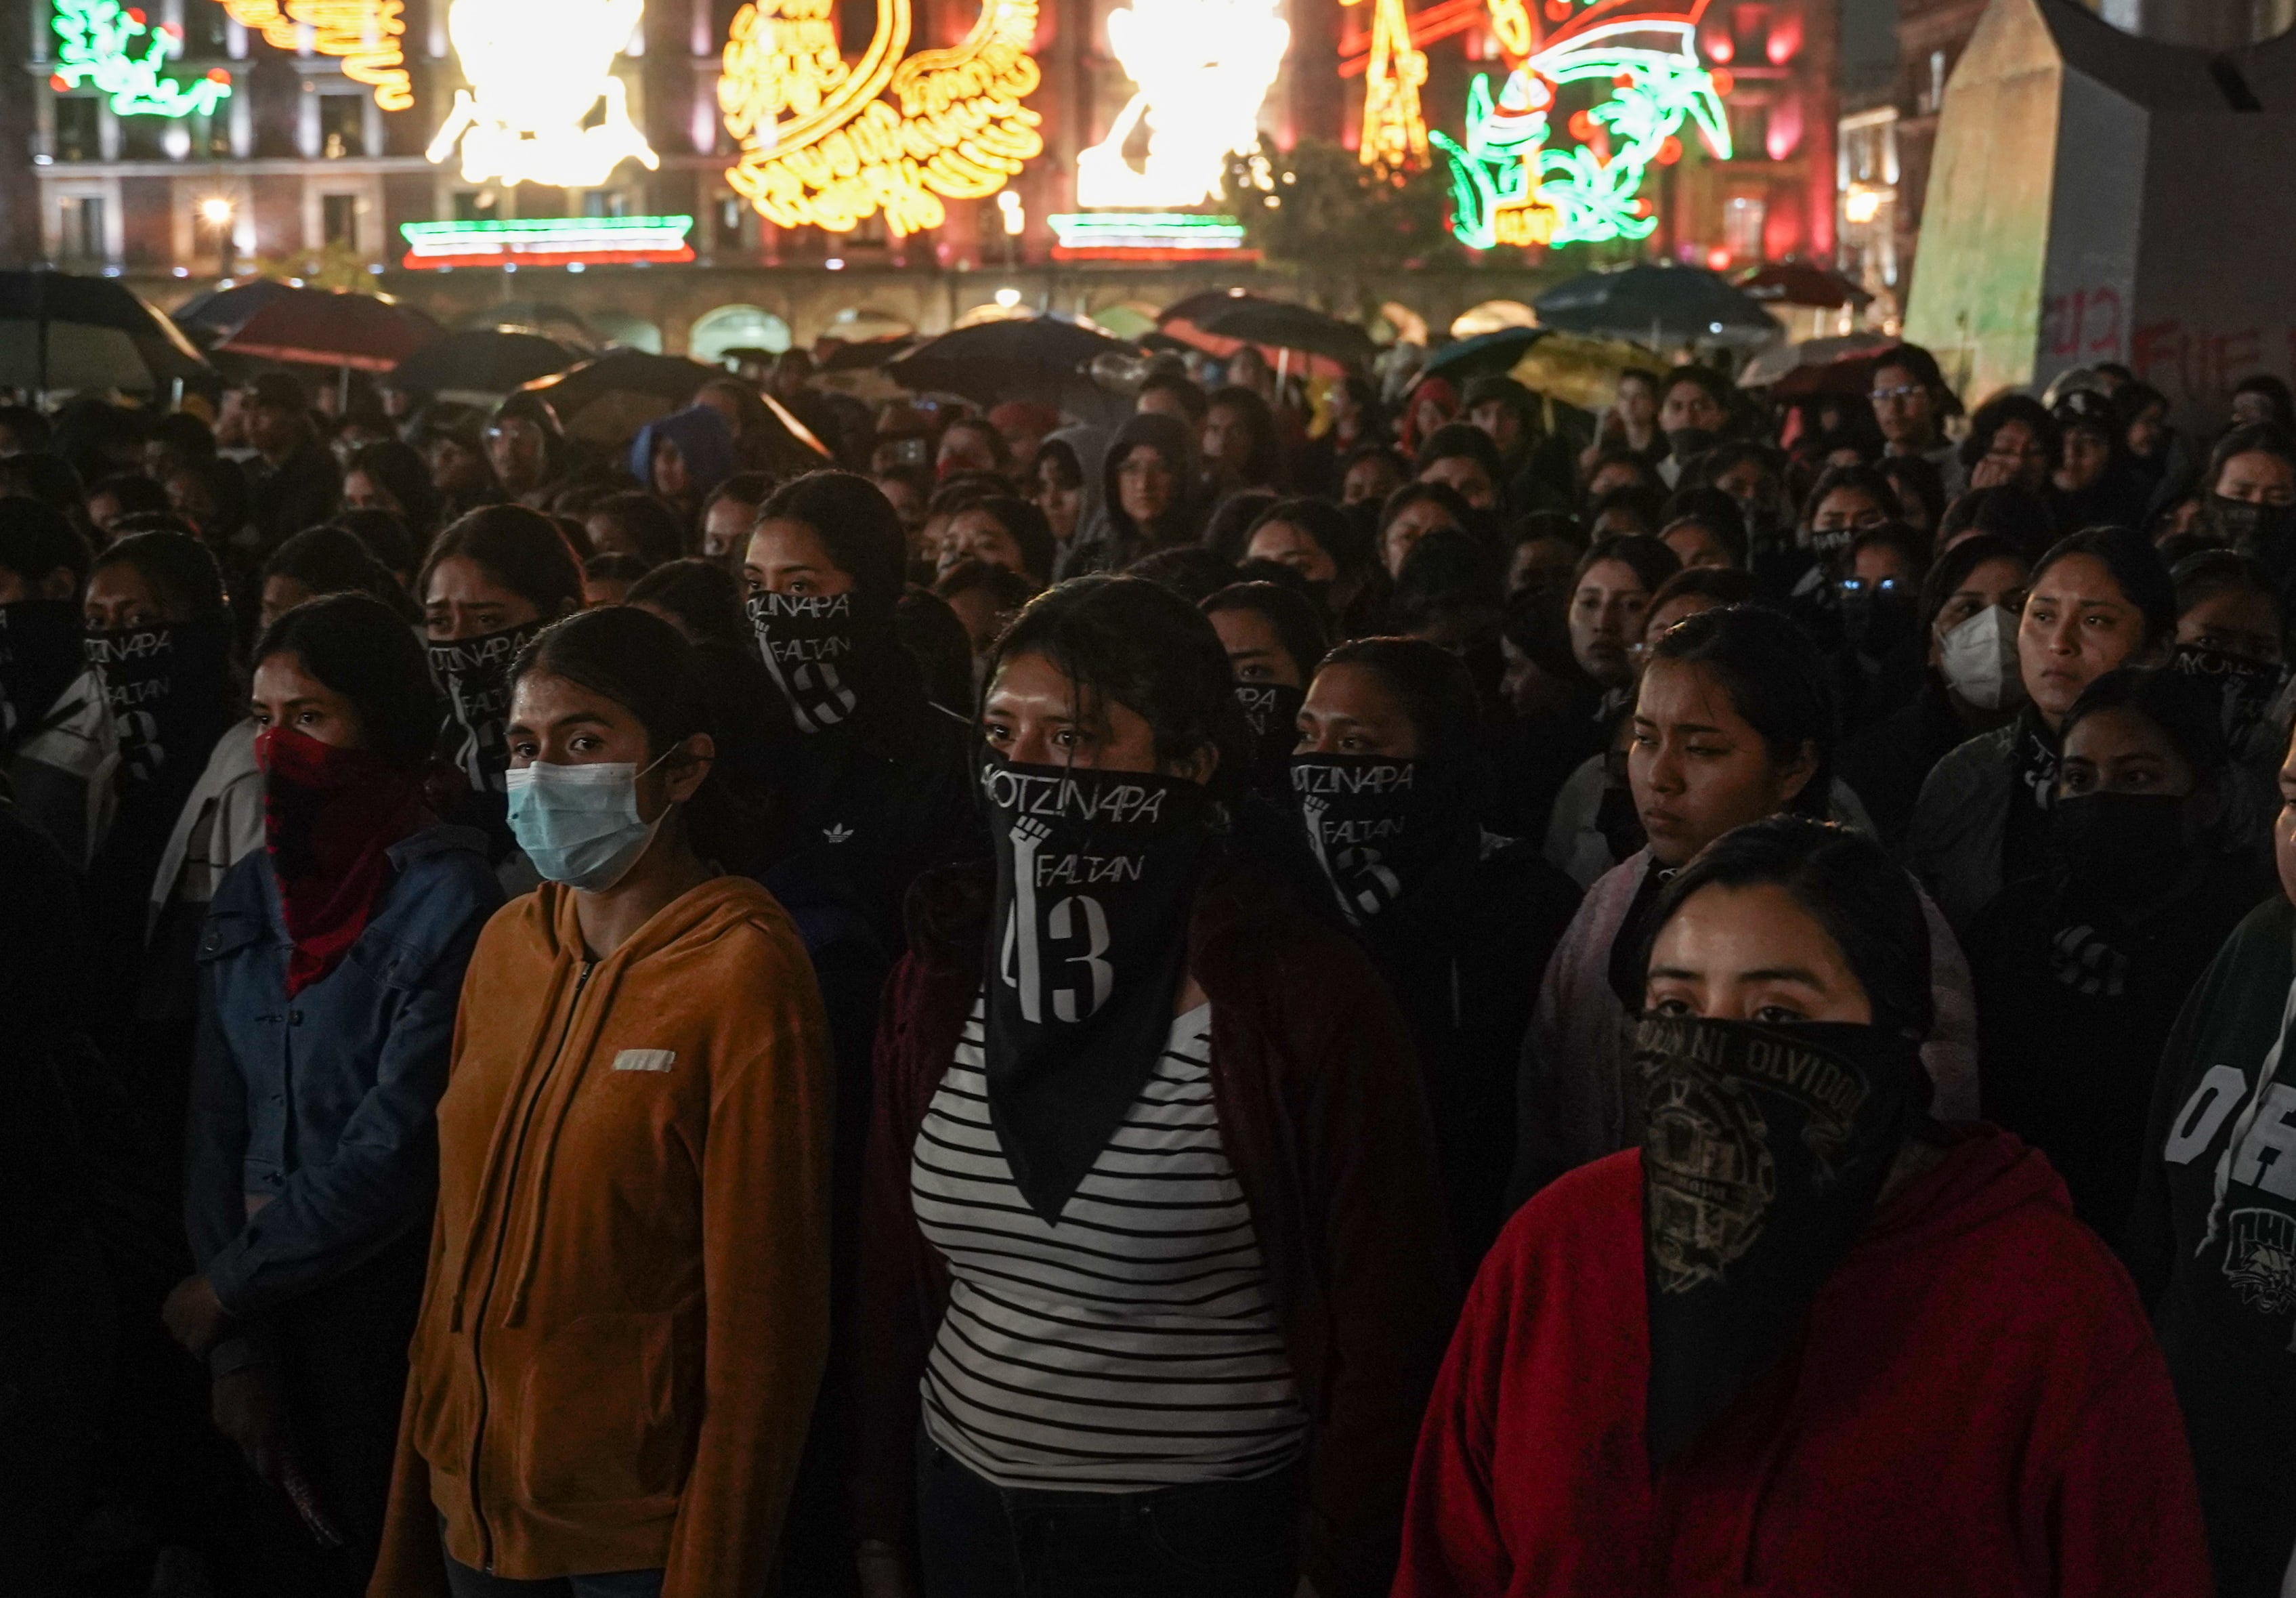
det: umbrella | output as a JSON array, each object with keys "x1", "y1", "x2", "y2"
[
  {"x1": 1198, "y1": 301, "x2": 1378, "y2": 375},
  {"x1": 1420, "y1": 327, "x2": 1546, "y2": 387},
  {"x1": 455, "y1": 300, "x2": 597, "y2": 348},
  {"x1": 817, "y1": 334, "x2": 920, "y2": 373},
  {"x1": 887, "y1": 316, "x2": 1138, "y2": 429},
  {"x1": 1504, "y1": 333, "x2": 1669, "y2": 413},
  {"x1": 1736, "y1": 333, "x2": 1897, "y2": 393},
  {"x1": 0, "y1": 270, "x2": 211, "y2": 395},
  {"x1": 391, "y1": 330, "x2": 580, "y2": 402},
  {"x1": 1533, "y1": 263, "x2": 1779, "y2": 352},
  {"x1": 217, "y1": 289, "x2": 444, "y2": 373},
  {"x1": 517, "y1": 351, "x2": 722, "y2": 444},
  {"x1": 169, "y1": 278, "x2": 302, "y2": 345},
  {"x1": 1735, "y1": 261, "x2": 1875, "y2": 311}
]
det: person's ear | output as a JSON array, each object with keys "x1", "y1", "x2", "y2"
[
  {"x1": 1170, "y1": 740, "x2": 1219, "y2": 787},
  {"x1": 1776, "y1": 739, "x2": 1821, "y2": 809},
  {"x1": 663, "y1": 732, "x2": 716, "y2": 805}
]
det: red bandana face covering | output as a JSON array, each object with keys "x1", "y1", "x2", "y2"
[{"x1": 257, "y1": 726, "x2": 426, "y2": 996}]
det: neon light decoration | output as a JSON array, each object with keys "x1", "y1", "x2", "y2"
[
  {"x1": 719, "y1": 0, "x2": 1043, "y2": 237},
  {"x1": 1074, "y1": 0, "x2": 1290, "y2": 209},
  {"x1": 1349, "y1": 0, "x2": 1429, "y2": 173},
  {"x1": 400, "y1": 215, "x2": 696, "y2": 270},
  {"x1": 220, "y1": 1, "x2": 411, "y2": 110},
  {"x1": 49, "y1": 0, "x2": 231, "y2": 118},
  {"x1": 1047, "y1": 213, "x2": 1254, "y2": 261},
  {"x1": 1435, "y1": 8, "x2": 1730, "y2": 249},
  {"x1": 427, "y1": 0, "x2": 658, "y2": 188}
]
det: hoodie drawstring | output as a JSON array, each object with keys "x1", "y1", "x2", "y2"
[{"x1": 2196, "y1": 965, "x2": 2296, "y2": 1259}]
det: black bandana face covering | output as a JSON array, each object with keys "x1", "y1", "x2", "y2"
[
  {"x1": 1634, "y1": 1013, "x2": 1924, "y2": 1466},
  {"x1": 981, "y1": 757, "x2": 1209, "y2": 1220},
  {"x1": 85, "y1": 621, "x2": 234, "y2": 789},
  {"x1": 2173, "y1": 644, "x2": 2287, "y2": 765},
  {"x1": 1292, "y1": 754, "x2": 1466, "y2": 927},
  {"x1": 429, "y1": 621, "x2": 545, "y2": 795},
  {"x1": 0, "y1": 600, "x2": 83, "y2": 751},
  {"x1": 749, "y1": 591, "x2": 869, "y2": 734},
  {"x1": 1233, "y1": 682, "x2": 1305, "y2": 795}
]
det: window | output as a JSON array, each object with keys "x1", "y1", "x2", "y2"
[
  {"x1": 1728, "y1": 100, "x2": 1767, "y2": 159},
  {"x1": 454, "y1": 190, "x2": 498, "y2": 222},
  {"x1": 582, "y1": 190, "x2": 631, "y2": 218},
  {"x1": 54, "y1": 98, "x2": 101, "y2": 161},
  {"x1": 58, "y1": 196, "x2": 107, "y2": 264},
  {"x1": 1723, "y1": 194, "x2": 1766, "y2": 261},
  {"x1": 716, "y1": 195, "x2": 744, "y2": 251},
  {"x1": 320, "y1": 93, "x2": 364, "y2": 158},
  {"x1": 322, "y1": 194, "x2": 360, "y2": 251},
  {"x1": 120, "y1": 112, "x2": 168, "y2": 160}
]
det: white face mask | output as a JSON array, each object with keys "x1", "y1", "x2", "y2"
[{"x1": 1936, "y1": 604, "x2": 2025, "y2": 711}]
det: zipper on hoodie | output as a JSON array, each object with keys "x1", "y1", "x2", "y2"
[{"x1": 465, "y1": 958, "x2": 594, "y2": 1574}]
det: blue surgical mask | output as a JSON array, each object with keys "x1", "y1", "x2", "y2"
[{"x1": 504, "y1": 755, "x2": 671, "y2": 891}]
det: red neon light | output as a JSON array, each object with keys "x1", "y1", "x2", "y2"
[
  {"x1": 1050, "y1": 247, "x2": 1265, "y2": 264},
  {"x1": 398, "y1": 247, "x2": 698, "y2": 271}
]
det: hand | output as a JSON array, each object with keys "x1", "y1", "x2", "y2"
[
  {"x1": 162, "y1": 1274, "x2": 232, "y2": 1358},
  {"x1": 212, "y1": 1367, "x2": 295, "y2": 1486},
  {"x1": 1967, "y1": 456, "x2": 2013, "y2": 491},
  {"x1": 856, "y1": 1539, "x2": 916, "y2": 1598}
]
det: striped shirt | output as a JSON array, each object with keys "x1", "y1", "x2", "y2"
[{"x1": 912, "y1": 996, "x2": 1311, "y2": 1491}]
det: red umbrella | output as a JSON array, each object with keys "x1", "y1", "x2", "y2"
[
  {"x1": 1735, "y1": 260, "x2": 1875, "y2": 312},
  {"x1": 217, "y1": 288, "x2": 443, "y2": 372}
]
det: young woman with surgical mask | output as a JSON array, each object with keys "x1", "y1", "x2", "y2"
[
  {"x1": 1401, "y1": 816, "x2": 2210, "y2": 1598},
  {"x1": 1911, "y1": 526, "x2": 2177, "y2": 934},
  {"x1": 1294, "y1": 637, "x2": 1581, "y2": 1270},
  {"x1": 1838, "y1": 535, "x2": 2031, "y2": 845},
  {"x1": 372, "y1": 605, "x2": 836, "y2": 1598},
  {"x1": 169, "y1": 594, "x2": 501, "y2": 1589},
  {"x1": 1514, "y1": 604, "x2": 1978, "y2": 1202},
  {"x1": 1968, "y1": 667, "x2": 2270, "y2": 1242},
  {"x1": 850, "y1": 576, "x2": 1453, "y2": 1598}
]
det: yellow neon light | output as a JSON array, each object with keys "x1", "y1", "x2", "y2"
[
  {"x1": 1349, "y1": 0, "x2": 1428, "y2": 172},
  {"x1": 221, "y1": 0, "x2": 412, "y2": 109},
  {"x1": 424, "y1": 0, "x2": 658, "y2": 188},
  {"x1": 1486, "y1": 0, "x2": 1533, "y2": 58},
  {"x1": 720, "y1": 0, "x2": 1043, "y2": 237},
  {"x1": 1075, "y1": 0, "x2": 1290, "y2": 209}
]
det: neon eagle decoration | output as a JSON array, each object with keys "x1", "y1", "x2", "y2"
[
  {"x1": 719, "y1": 0, "x2": 1044, "y2": 236},
  {"x1": 426, "y1": 0, "x2": 658, "y2": 188},
  {"x1": 1434, "y1": 3, "x2": 1730, "y2": 249},
  {"x1": 50, "y1": 0, "x2": 231, "y2": 118},
  {"x1": 220, "y1": 1, "x2": 412, "y2": 110},
  {"x1": 1074, "y1": 0, "x2": 1290, "y2": 209}
]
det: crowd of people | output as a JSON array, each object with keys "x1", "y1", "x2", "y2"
[{"x1": 5, "y1": 327, "x2": 2296, "y2": 1597}]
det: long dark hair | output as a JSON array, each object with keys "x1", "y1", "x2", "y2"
[
  {"x1": 92, "y1": 529, "x2": 228, "y2": 623},
  {"x1": 255, "y1": 592, "x2": 442, "y2": 770},
  {"x1": 1645, "y1": 814, "x2": 1934, "y2": 1041},
  {"x1": 419, "y1": 504, "x2": 584, "y2": 618},
  {"x1": 1202, "y1": 581, "x2": 1329, "y2": 684},
  {"x1": 987, "y1": 575, "x2": 1246, "y2": 797},
  {"x1": 1646, "y1": 604, "x2": 1837, "y2": 818},
  {"x1": 2031, "y1": 525, "x2": 2177, "y2": 644},
  {"x1": 1315, "y1": 635, "x2": 1483, "y2": 761},
  {"x1": 509, "y1": 606, "x2": 778, "y2": 873},
  {"x1": 759, "y1": 469, "x2": 908, "y2": 607}
]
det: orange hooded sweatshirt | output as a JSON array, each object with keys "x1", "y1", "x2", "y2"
[{"x1": 370, "y1": 877, "x2": 834, "y2": 1597}]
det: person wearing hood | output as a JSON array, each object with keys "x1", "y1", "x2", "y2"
[
  {"x1": 1054, "y1": 411, "x2": 1204, "y2": 579},
  {"x1": 165, "y1": 595, "x2": 501, "y2": 1592},
  {"x1": 742, "y1": 470, "x2": 983, "y2": 950},
  {"x1": 1910, "y1": 526, "x2": 2177, "y2": 935},
  {"x1": 632, "y1": 403, "x2": 739, "y2": 532},
  {"x1": 2198, "y1": 424, "x2": 2296, "y2": 593},
  {"x1": 1968, "y1": 667, "x2": 2272, "y2": 1243},
  {"x1": 371, "y1": 606, "x2": 835, "y2": 1598},
  {"x1": 2130, "y1": 711, "x2": 2296, "y2": 1598},
  {"x1": 2049, "y1": 390, "x2": 2153, "y2": 533},
  {"x1": 484, "y1": 393, "x2": 570, "y2": 511},
  {"x1": 1029, "y1": 423, "x2": 1107, "y2": 552},
  {"x1": 1839, "y1": 534, "x2": 2032, "y2": 845},
  {"x1": 1653, "y1": 366, "x2": 1734, "y2": 490},
  {"x1": 1512, "y1": 604, "x2": 1979, "y2": 1203},
  {"x1": 1400, "y1": 816, "x2": 2210, "y2": 1598},
  {"x1": 1296, "y1": 637, "x2": 1581, "y2": 1270},
  {"x1": 849, "y1": 576, "x2": 1455, "y2": 1598}
]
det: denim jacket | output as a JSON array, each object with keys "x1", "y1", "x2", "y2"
[{"x1": 185, "y1": 824, "x2": 501, "y2": 1338}]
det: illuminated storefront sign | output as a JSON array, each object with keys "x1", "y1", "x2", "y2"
[
  {"x1": 1074, "y1": 0, "x2": 1290, "y2": 209},
  {"x1": 1437, "y1": 7, "x2": 1731, "y2": 249},
  {"x1": 427, "y1": 0, "x2": 658, "y2": 188},
  {"x1": 719, "y1": 0, "x2": 1044, "y2": 236},
  {"x1": 1047, "y1": 213, "x2": 1253, "y2": 261},
  {"x1": 50, "y1": 0, "x2": 232, "y2": 117},
  {"x1": 400, "y1": 215, "x2": 696, "y2": 269},
  {"x1": 221, "y1": 1, "x2": 412, "y2": 110}
]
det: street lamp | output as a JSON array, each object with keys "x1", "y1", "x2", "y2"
[{"x1": 200, "y1": 196, "x2": 236, "y2": 281}]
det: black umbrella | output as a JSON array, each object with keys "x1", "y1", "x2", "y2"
[
  {"x1": 517, "y1": 351, "x2": 723, "y2": 444},
  {"x1": 1533, "y1": 263, "x2": 1779, "y2": 350},
  {"x1": 1420, "y1": 327, "x2": 1547, "y2": 386},
  {"x1": 456, "y1": 300, "x2": 597, "y2": 348},
  {"x1": 393, "y1": 331, "x2": 580, "y2": 400},
  {"x1": 0, "y1": 270, "x2": 211, "y2": 395},
  {"x1": 887, "y1": 316, "x2": 1136, "y2": 428},
  {"x1": 1198, "y1": 300, "x2": 1378, "y2": 374}
]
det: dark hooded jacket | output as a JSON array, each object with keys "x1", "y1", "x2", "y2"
[
  {"x1": 631, "y1": 403, "x2": 738, "y2": 517},
  {"x1": 1055, "y1": 411, "x2": 1205, "y2": 579}
]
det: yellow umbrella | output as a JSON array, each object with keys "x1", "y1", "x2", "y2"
[{"x1": 1506, "y1": 333, "x2": 1668, "y2": 413}]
